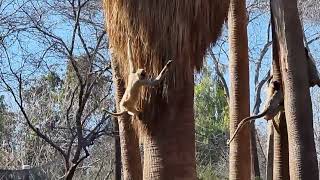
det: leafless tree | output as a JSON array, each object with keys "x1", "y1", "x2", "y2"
[{"x1": 0, "y1": 0, "x2": 115, "y2": 179}]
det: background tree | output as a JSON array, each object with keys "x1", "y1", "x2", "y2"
[
  {"x1": 228, "y1": 0, "x2": 251, "y2": 179},
  {"x1": 195, "y1": 64, "x2": 229, "y2": 179},
  {"x1": 0, "y1": 0, "x2": 115, "y2": 179}
]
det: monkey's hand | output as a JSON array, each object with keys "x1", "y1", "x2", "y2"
[
  {"x1": 165, "y1": 60, "x2": 173, "y2": 67},
  {"x1": 163, "y1": 60, "x2": 173, "y2": 73}
]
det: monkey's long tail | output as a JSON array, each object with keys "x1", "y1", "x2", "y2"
[
  {"x1": 227, "y1": 113, "x2": 265, "y2": 145},
  {"x1": 103, "y1": 109, "x2": 127, "y2": 117}
]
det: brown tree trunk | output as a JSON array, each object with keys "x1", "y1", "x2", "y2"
[
  {"x1": 271, "y1": 0, "x2": 319, "y2": 179},
  {"x1": 113, "y1": 118, "x2": 122, "y2": 180},
  {"x1": 143, "y1": 77, "x2": 196, "y2": 180},
  {"x1": 111, "y1": 59, "x2": 142, "y2": 180},
  {"x1": 250, "y1": 123, "x2": 260, "y2": 180},
  {"x1": 228, "y1": 0, "x2": 251, "y2": 179},
  {"x1": 273, "y1": 112, "x2": 289, "y2": 180},
  {"x1": 266, "y1": 121, "x2": 274, "y2": 180}
]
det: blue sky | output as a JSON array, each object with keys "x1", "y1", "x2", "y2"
[{"x1": 1, "y1": 1, "x2": 319, "y2": 132}]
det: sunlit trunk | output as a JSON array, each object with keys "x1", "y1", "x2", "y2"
[
  {"x1": 143, "y1": 77, "x2": 196, "y2": 179},
  {"x1": 228, "y1": 0, "x2": 251, "y2": 179},
  {"x1": 273, "y1": 112, "x2": 289, "y2": 180},
  {"x1": 266, "y1": 121, "x2": 274, "y2": 180},
  {"x1": 271, "y1": 0, "x2": 319, "y2": 178}
]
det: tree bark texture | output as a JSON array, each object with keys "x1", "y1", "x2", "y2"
[
  {"x1": 143, "y1": 77, "x2": 196, "y2": 180},
  {"x1": 228, "y1": 0, "x2": 251, "y2": 179},
  {"x1": 271, "y1": 0, "x2": 319, "y2": 178},
  {"x1": 273, "y1": 111, "x2": 290, "y2": 180},
  {"x1": 266, "y1": 121, "x2": 274, "y2": 180},
  {"x1": 113, "y1": 118, "x2": 122, "y2": 180},
  {"x1": 250, "y1": 123, "x2": 261, "y2": 180}
]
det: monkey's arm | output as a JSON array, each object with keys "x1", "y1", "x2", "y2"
[
  {"x1": 227, "y1": 111, "x2": 267, "y2": 145},
  {"x1": 140, "y1": 60, "x2": 173, "y2": 86},
  {"x1": 127, "y1": 37, "x2": 134, "y2": 73}
]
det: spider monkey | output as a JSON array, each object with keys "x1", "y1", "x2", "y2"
[
  {"x1": 227, "y1": 48, "x2": 318, "y2": 145},
  {"x1": 227, "y1": 80, "x2": 283, "y2": 145},
  {"x1": 104, "y1": 38, "x2": 173, "y2": 117}
]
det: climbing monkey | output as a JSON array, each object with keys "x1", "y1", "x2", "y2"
[
  {"x1": 227, "y1": 48, "x2": 319, "y2": 144},
  {"x1": 104, "y1": 38, "x2": 173, "y2": 117},
  {"x1": 227, "y1": 79, "x2": 284, "y2": 145}
]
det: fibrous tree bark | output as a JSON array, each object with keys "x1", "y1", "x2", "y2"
[
  {"x1": 270, "y1": 9, "x2": 289, "y2": 179},
  {"x1": 228, "y1": 0, "x2": 251, "y2": 179},
  {"x1": 272, "y1": 112, "x2": 289, "y2": 180},
  {"x1": 113, "y1": 118, "x2": 122, "y2": 180},
  {"x1": 104, "y1": 1, "x2": 229, "y2": 179},
  {"x1": 266, "y1": 121, "x2": 274, "y2": 180},
  {"x1": 271, "y1": 0, "x2": 319, "y2": 178}
]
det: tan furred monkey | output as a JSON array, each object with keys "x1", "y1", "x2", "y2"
[
  {"x1": 227, "y1": 48, "x2": 319, "y2": 145},
  {"x1": 227, "y1": 80, "x2": 283, "y2": 145},
  {"x1": 104, "y1": 38, "x2": 173, "y2": 117}
]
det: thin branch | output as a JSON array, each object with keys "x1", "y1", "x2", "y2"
[
  {"x1": 209, "y1": 50, "x2": 230, "y2": 102},
  {"x1": 253, "y1": 41, "x2": 272, "y2": 86},
  {"x1": 253, "y1": 70, "x2": 271, "y2": 115},
  {"x1": 0, "y1": 75, "x2": 67, "y2": 160}
]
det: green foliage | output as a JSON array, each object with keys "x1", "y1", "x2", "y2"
[
  {"x1": 195, "y1": 65, "x2": 229, "y2": 135},
  {"x1": 195, "y1": 65, "x2": 229, "y2": 178}
]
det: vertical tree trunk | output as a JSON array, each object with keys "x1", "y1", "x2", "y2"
[
  {"x1": 143, "y1": 78, "x2": 196, "y2": 180},
  {"x1": 266, "y1": 121, "x2": 274, "y2": 180},
  {"x1": 250, "y1": 123, "x2": 261, "y2": 179},
  {"x1": 111, "y1": 59, "x2": 142, "y2": 180},
  {"x1": 228, "y1": 0, "x2": 251, "y2": 179},
  {"x1": 271, "y1": 0, "x2": 319, "y2": 179},
  {"x1": 273, "y1": 112, "x2": 289, "y2": 180},
  {"x1": 113, "y1": 118, "x2": 122, "y2": 180}
]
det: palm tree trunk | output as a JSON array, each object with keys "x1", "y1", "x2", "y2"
[
  {"x1": 228, "y1": 0, "x2": 251, "y2": 179},
  {"x1": 143, "y1": 78, "x2": 196, "y2": 180},
  {"x1": 271, "y1": 0, "x2": 319, "y2": 178},
  {"x1": 250, "y1": 123, "x2": 260, "y2": 179},
  {"x1": 111, "y1": 59, "x2": 142, "y2": 180},
  {"x1": 273, "y1": 112, "x2": 289, "y2": 180},
  {"x1": 113, "y1": 118, "x2": 122, "y2": 180},
  {"x1": 266, "y1": 121, "x2": 274, "y2": 180}
]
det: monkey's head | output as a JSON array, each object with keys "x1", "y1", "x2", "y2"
[{"x1": 136, "y1": 69, "x2": 146, "y2": 79}]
